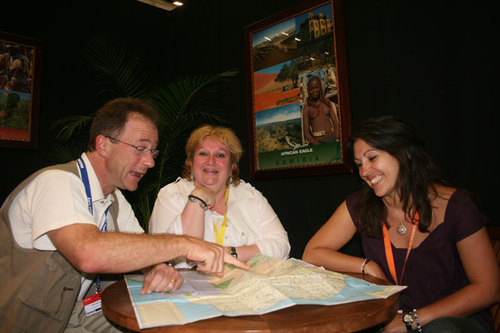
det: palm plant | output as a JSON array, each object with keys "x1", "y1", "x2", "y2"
[{"x1": 50, "y1": 34, "x2": 237, "y2": 228}]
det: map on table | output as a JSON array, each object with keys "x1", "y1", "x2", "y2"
[{"x1": 124, "y1": 254, "x2": 405, "y2": 329}]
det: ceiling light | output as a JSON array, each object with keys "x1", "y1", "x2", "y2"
[{"x1": 136, "y1": 0, "x2": 181, "y2": 11}]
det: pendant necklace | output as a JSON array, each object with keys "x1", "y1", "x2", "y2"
[{"x1": 397, "y1": 220, "x2": 407, "y2": 235}]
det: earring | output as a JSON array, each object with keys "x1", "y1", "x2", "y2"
[{"x1": 226, "y1": 176, "x2": 233, "y2": 185}]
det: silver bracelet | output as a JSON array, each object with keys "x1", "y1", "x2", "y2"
[
  {"x1": 188, "y1": 194, "x2": 208, "y2": 211},
  {"x1": 361, "y1": 258, "x2": 371, "y2": 275}
]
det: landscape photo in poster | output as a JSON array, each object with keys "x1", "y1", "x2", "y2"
[
  {"x1": 0, "y1": 40, "x2": 35, "y2": 142},
  {"x1": 0, "y1": 32, "x2": 41, "y2": 149}
]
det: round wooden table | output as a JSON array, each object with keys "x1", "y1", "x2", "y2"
[{"x1": 102, "y1": 273, "x2": 399, "y2": 332}]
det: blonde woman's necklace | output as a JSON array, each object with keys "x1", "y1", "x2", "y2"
[{"x1": 397, "y1": 220, "x2": 407, "y2": 235}]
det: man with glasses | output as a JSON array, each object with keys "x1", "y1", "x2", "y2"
[{"x1": 0, "y1": 97, "x2": 248, "y2": 332}]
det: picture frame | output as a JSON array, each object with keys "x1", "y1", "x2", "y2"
[
  {"x1": 0, "y1": 31, "x2": 42, "y2": 149},
  {"x1": 244, "y1": 0, "x2": 351, "y2": 179}
]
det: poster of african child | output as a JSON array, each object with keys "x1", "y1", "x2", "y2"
[{"x1": 245, "y1": 0, "x2": 351, "y2": 177}]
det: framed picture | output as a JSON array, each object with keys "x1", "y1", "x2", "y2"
[
  {"x1": 0, "y1": 31, "x2": 42, "y2": 149},
  {"x1": 244, "y1": 0, "x2": 351, "y2": 179}
]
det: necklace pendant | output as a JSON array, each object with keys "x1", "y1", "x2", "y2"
[{"x1": 397, "y1": 223, "x2": 407, "y2": 235}]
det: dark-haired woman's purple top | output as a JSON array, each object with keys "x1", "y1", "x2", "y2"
[{"x1": 346, "y1": 190, "x2": 487, "y2": 313}]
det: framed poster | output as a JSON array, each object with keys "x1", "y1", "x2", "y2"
[
  {"x1": 244, "y1": 0, "x2": 351, "y2": 179},
  {"x1": 0, "y1": 32, "x2": 42, "y2": 149}
]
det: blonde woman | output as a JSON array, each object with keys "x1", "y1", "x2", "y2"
[{"x1": 150, "y1": 125, "x2": 290, "y2": 263}]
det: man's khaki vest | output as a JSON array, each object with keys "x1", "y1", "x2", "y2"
[{"x1": 0, "y1": 160, "x2": 118, "y2": 333}]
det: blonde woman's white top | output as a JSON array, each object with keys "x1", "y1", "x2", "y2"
[{"x1": 149, "y1": 177, "x2": 290, "y2": 260}]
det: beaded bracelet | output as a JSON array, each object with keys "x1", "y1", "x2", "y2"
[{"x1": 413, "y1": 309, "x2": 422, "y2": 332}]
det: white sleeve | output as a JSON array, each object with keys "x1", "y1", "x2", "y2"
[
  {"x1": 149, "y1": 185, "x2": 185, "y2": 235},
  {"x1": 253, "y1": 193, "x2": 291, "y2": 260},
  {"x1": 22, "y1": 170, "x2": 96, "y2": 250},
  {"x1": 230, "y1": 183, "x2": 290, "y2": 260}
]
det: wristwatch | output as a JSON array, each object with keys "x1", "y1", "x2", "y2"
[
  {"x1": 188, "y1": 194, "x2": 208, "y2": 211},
  {"x1": 402, "y1": 312, "x2": 414, "y2": 332},
  {"x1": 229, "y1": 246, "x2": 237, "y2": 258}
]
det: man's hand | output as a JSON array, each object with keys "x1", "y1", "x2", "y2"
[
  {"x1": 140, "y1": 263, "x2": 183, "y2": 295},
  {"x1": 185, "y1": 237, "x2": 249, "y2": 276}
]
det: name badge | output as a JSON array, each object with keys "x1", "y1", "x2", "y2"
[{"x1": 82, "y1": 291, "x2": 103, "y2": 316}]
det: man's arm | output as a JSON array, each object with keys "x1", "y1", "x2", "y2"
[{"x1": 47, "y1": 224, "x2": 248, "y2": 275}]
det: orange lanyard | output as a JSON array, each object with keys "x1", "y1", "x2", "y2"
[
  {"x1": 383, "y1": 212, "x2": 419, "y2": 285},
  {"x1": 213, "y1": 187, "x2": 229, "y2": 245}
]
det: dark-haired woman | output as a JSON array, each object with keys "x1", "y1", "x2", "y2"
[{"x1": 303, "y1": 115, "x2": 499, "y2": 332}]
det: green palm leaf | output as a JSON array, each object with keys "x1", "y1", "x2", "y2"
[
  {"x1": 50, "y1": 33, "x2": 237, "y2": 229},
  {"x1": 50, "y1": 115, "x2": 94, "y2": 141},
  {"x1": 81, "y1": 34, "x2": 151, "y2": 99}
]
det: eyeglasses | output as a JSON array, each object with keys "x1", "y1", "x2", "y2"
[{"x1": 105, "y1": 136, "x2": 160, "y2": 159}]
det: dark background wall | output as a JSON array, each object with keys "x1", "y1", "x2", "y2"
[{"x1": 1, "y1": 0, "x2": 498, "y2": 259}]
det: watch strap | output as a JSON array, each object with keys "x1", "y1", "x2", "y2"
[{"x1": 229, "y1": 246, "x2": 237, "y2": 258}]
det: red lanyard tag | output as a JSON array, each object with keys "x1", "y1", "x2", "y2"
[
  {"x1": 82, "y1": 291, "x2": 103, "y2": 316},
  {"x1": 383, "y1": 212, "x2": 419, "y2": 285}
]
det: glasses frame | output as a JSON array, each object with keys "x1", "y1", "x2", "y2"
[{"x1": 105, "y1": 136, "x2": 159, "y2": 159}]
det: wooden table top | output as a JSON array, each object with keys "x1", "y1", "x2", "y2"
[{"x1": 102, "y1": 273, "x2": 399, "y2": 332}]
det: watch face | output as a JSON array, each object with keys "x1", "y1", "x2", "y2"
[{"x1": 403, "y1": 313, "x2": 414, "y2": 323}]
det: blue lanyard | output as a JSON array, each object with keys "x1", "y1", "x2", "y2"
[
  {"x1": 77, "y1": 158, "x2": 93, "y2": 215},
  {"x1": 77, "y1": 157, "x2": 109, "y2": 232},
  {"x1": 78, "y1": 157, "x2": 110, "y2": 293}
]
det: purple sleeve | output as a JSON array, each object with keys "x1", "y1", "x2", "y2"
[
  {"x1": 345, "y1": 191, "x2": 361, "y2": 228},
  {"x1": 446, "y1": 191, "x2": 487, "y2": 242}
]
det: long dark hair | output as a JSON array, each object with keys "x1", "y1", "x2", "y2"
[{"x1": 347, "y1": 115, "x2": 445, "y2": 237}]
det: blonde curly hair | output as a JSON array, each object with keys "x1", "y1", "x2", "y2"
[{"x1": 182, "y1": 125, "x2": 243, "y2": 186}]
